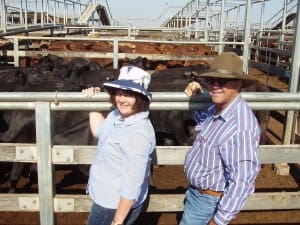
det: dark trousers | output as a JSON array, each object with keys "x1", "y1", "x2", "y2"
[{"x1": 87, "y1": 202, "x2": 143, "y2": 225}]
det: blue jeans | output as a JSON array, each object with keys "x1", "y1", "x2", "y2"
[
  {"x1": 87, "y1": 202, "x2": 144, "y2": 225},
  {"x1": 179, "y1": 187, "x2": 220, "y2": 225}
]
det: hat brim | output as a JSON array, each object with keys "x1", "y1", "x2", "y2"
[
  {"x1": 103, "y1": 79, "x2": 152, "y2": 101},
  {"x1": 199, "y1": 70, "x2": 258, "y2": 88}
]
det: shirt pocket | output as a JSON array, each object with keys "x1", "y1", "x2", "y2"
[{"x1": 196, "y1": 142, "x2": 221, "y2": 171}]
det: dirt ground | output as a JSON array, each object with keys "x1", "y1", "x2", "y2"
[
  {"x1": 0, "y1": 71, "x2": 299, "y2": 225},
  {"x1": 0, "y1": 163, "x2": 300, "y2": 225}
]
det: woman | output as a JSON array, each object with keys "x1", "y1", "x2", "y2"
[{"x1": 82, "y1": 66, "x2": 156, "y2": 225}]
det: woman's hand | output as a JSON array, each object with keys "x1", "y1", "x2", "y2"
[{"x1": 82, "y1": 87, "x2": 101, "y2": 97}]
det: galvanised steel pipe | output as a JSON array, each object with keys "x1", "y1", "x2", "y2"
[
  {"x1": 0, "y1": 92, "x2": 299, "y2": 102},
  {"x1": 0, "y1": 101, "x2": 299, "y2": 111}
]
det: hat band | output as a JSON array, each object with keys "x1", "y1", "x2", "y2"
[{"x1": 216, "y1": 68, "x2": 244, "y2": 75}]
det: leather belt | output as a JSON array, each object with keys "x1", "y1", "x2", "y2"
[{"x1": 193, "y1": 187, "x2": 223, "y2": 197}]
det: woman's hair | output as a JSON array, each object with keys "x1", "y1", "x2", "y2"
[{"x1": 107, "y1": 88, "x2": 150, "y2": 113}]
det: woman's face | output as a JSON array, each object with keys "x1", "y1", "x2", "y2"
[{"x1": 115, "y1": 89, "x2": 137, "y2": 118}]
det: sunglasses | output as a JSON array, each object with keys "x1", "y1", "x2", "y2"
[{"x1": 205, "y1": 78, "x2": 238, "y2": 86}]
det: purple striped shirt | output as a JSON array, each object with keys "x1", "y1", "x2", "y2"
[{"x1": 184, "y1": 95, "x2": 261, "y2": 225}]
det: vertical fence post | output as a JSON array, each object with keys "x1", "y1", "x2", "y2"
[
  {"x1": 35, "y1": 102, "x2": 55, "y2": 225},
  {"x1": 218, "y1": 0, "x2": 225, "y2": 54},
  {"x1": 1, "y1": 0, "x2": 7, "y2": 33},
  {"x1": 13, "y1": 38, "x2": 19, "y2": 67},
  {"x1": 284, "y1": 0, "x2": 300, "y2": 146},
  {"x1": 242, "y1": 0, "x2": 251, "y2": 74},
  {"x1": 113, "y1": 38, "x2": 119, "y2": 69},
  {"x1": 285, "y1": 0, "x2": 300, "y2": 141}
]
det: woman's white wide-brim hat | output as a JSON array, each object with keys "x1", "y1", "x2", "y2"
[{"x1": 103, "y1": 66, "x2": 152, "y2": 101}]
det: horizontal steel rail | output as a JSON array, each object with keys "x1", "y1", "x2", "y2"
[
  {"x1": 4, "y1": 35, "x2": 245, "y2": 45},
  {"x1": 0, "y1": 101, "x2": 299, "y2": 111},
  {"x1": 0, "y1": 92, "x2": 299, "y2": 102},
  {"x1": 0, "y1": 92, "x2": 299, "y2": 111},
  {"x1": 1, "y1": 143, "x2": 300, "y2": 165}
]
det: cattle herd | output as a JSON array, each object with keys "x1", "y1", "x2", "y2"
[{"x1": 0, "y1": 54, "x2": 270, "y2": 193}]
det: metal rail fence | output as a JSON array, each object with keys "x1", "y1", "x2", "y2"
[{"x1": 0, "y1": 91, "x2": 299, "y2": 225}]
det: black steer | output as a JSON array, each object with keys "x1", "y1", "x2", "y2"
[
  {"x1": 148, "y1": 63, "x2": 210, "y2": 146},
  {"x1": 0, "y1": 55, "x2": 118, "y2": 193}
]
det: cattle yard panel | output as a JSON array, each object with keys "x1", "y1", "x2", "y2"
[
  {"x1": 249, "y1": 29, "x2": 294, "y2": 80},
  {"x1": 2, "y1": 35, "x2": 238, "y2": 67},
  {"x1": 1, "y1": 0, "x2": 298, "y2": 75},
  {"x1": 0, "y1": 25, "x2": 296, "y2": 98},
  {"x1": 0, "y1": 1, "x2": 298, "y2": 224},
  {"x1": 0, "y1": 29, "x2": 295, "y2": 81},
  {"x1": 0, "y1": 0, "x2": 96, "y2": 34},
  {"x1": 0, "y1": 92, "x2": 300, "y2": 225},
  {"x1": 1, "y1": 144, "x2": 300, "y2": 167}
]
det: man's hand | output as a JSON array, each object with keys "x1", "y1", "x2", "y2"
[
  {"x1": 184, "y1": 81, "x2": 203, "y2": 97},
  {"x1": 208, "y1": 219, "x2": 218, "y2": 225}
]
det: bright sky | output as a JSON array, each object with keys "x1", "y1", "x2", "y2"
[
  {"x1": 7, "y1": 0, "x2": 292, "y2": 28},
  {"x1": 105, "y1": 0, "x2": 286, "y2": 27},
  {"x1": 106, "y1": 0, "x2": 188, "y2": 27}
]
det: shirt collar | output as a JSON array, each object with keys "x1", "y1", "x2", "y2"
[
  {"x1": 212, "y1": 95, "x2": 241, "y2": 122},
  {"x1": 114, "y1": 109, "x2": 149, "y2": 126}
]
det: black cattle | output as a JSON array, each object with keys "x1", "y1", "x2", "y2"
[
  {"x1": 1, "y1": 109, "x2": 96, "y2": 192},
  {"x1": 0, "y1": 55, "x2": 119, "y2": 192},
  {"x1": 0, "y1": 68, "x2": 27, "y2": 91},
  {"x1": 0, "y1": 55, "x2": 270, "y2": 193},
  {"x1": 148, "y1": 63, "x2": 210, "y2": 146},
  {"x1": 24, "y1": 54, "x2": 118, "y2": 91},
  {"x1": 244, "y1": 80, "x2": 271, "y2": 145},
  {"x1": 1, "y1": 56, "x2": 208, "y2": 191},
  {"x1": 149, "y1": 63, "x2": 210, "y2": 91}
]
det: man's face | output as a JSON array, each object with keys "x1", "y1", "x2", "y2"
[{"x1": 205, "y1": 78, "x2": 243, "y2": 113}]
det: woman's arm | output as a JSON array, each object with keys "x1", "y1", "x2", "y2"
[
  {"x1": 88, "y1": 111, "x2": 104, "y2": 137},
  {"x1": 111, "y1": 197, "x2": 135, "y2": 225},
  {"x1": 82, "y1": 87, "x2": 105, "y2": 137}
]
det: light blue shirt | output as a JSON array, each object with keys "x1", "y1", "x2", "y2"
[
  {"x1": 185, "y1": 95, "x2": 261, "y2": 224},
  {"x1": 88, "y1": 109, "x2": 156, "y2": 209}
]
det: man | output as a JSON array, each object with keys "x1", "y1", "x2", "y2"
[{"x1": 180, "y1": 52, "x2": 261, "y2": 225}]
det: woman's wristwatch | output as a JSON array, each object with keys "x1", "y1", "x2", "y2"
[{"x1": 112, "y1": 219, "x2": 123, "y2": 225}]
